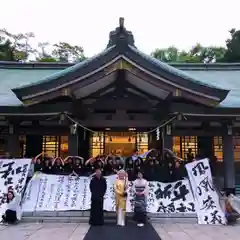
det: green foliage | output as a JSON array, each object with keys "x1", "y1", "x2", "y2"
[
  {"x1": 0, "y1": 29, "x2": 36, "y2": 61},
  {"x1": 52, "y1": 42, "x2": 85, "y2": 62},
  {"x1": 0, "y1": 29, "x2": 87, "y2": 62},
  {"x1": 151, "y1": 44, "x2": 226, "y2": 63},
  {"x1": 222, "y1": 29, "x2": 240, "y2": 62}
]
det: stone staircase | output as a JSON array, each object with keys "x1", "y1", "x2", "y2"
[
  {"x1": 22, "y1": 211, "x2": 197, "y2": 224},
  {"x1": 236, "y1": 185, "x2": 240, "y2": 196}
]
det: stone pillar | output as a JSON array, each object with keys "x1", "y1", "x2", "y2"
[
  {"x1": 223, "y1": 133, "x2": 235, "y2": 195},
  {"x1": 7, "y1": 124, "x2": 20, "y2": 158}
]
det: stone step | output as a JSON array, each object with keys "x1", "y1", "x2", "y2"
[{"x1": 21, "y1": 211, "x2": 198, "y2": 224}]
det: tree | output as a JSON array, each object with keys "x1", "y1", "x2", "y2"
[
  {"x1": 222, "y1": 28, "x2": 240, "y2": 62},
  {"x1": 151, "y1": 44, "x2": 226, "y2": 63},
  {"x1": 36, "y1": 42, "x2": 57, "y2": 62},
  {"x1": 0, "y1": 29, "x2": 36, "y2": 61},
  {"x1": 0, "y1": 29, "x2": 87, "y2": 63},
  {"x1": 52, "y1": 42, "x2": 86, "y2": 62},
  {"x1": 151, "y1": 47, "x2": 179, "y2": 62},
  {"x1": 0, "y1": 39, "x2": 15, "y2": 61}
]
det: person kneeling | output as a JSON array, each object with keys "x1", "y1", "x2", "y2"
[{"x1": 1, "y1": 188, "x2": 21, "y2": 225}]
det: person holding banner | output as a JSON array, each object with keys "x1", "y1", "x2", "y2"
[
  {"x1": 133, "y1": 171, "x2": 148, "y2": 227},
  {"x1": 89, "y1": 167, "x2": 107, "y2": 226},
  {"x1": 114, "y1": 170, "x2": 128, "y2": 226},
  {"x1": 52, "y1": 157, "x2": 65, "y2": 174}
]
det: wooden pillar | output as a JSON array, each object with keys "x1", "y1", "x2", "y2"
[
  {"x1": 68, "y1": 125, "x2": 79, "y2": 156},
  {"x1": 223, "y1": 124, "x2": 235, "y2": 195},
  {"x1": 164, "y1": 125, "x2": 173, "y2": 150},
  {"x1": 78, "y1": 128, "x2": 90, "y2": 161},
  {"x1": 25, "y1": 135, "x2": 43, "y2": 158},
  {"x1": 7, "y1": 124, "x2": 20, "y2": 158},
  {"x1": 198, "y1": 136, "x2": 214, "y2": 159}
]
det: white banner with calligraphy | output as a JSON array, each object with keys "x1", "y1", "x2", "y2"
[
  {"x1": 22, "y1": 173, "x2": 195, "y2": 214},
  {"x1": 0, "y1": 159, "x2": 31, "y2": 218},
  {"x1": 186, "y1": 158, "x2": 226, "y2": 225}
]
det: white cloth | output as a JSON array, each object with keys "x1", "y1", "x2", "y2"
[
  {"x1": 132, "y1": 150, "x2": 153, "y2": 161},
  {"x1": 117, "y1": 208, "x2": 125, "y2": 226},
  {"x1": 27, "y1": 163, "x2": 34, "y2": 178},
  {"x1": 228, "y1": 194, "x2": 240, "y2": 214}
]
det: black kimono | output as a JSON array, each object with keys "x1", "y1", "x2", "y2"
[
  {"x1": 89, "y1": 175, "x2": 107, "y2": 226},
  {"x1": 73, "y1": 163, "x2": 84, "y2": 176},
  {"x1": 41, "y1": 165, "x2": 52, "y2": 174},
  {"x1": 51, "y1": 164, "x2": 64, "y2": 175},
  {"x1": 64, "y1": 162, "x2": 74, "y2": 175},
  {"x1": 125, "y1": 158, "x2": 135, "y2": 181},
  {"x1": 104, "y1": 163, "x2": 114, "y2": 176},
  {"x1": 144, "y1": 161, "x2": 156, "y2": 181}
]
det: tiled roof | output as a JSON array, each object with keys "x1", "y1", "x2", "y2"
[
  {"x1": 1, "y1": 61, "x2": 240, "y2": 108},
  {"x1": 0, "y1": 68, "x2": 63, "y2": 106},
  {"x1": 128, "y1": 45, "x2": 227, "y2": 91},
  {"x1": 13, "y1": 46, "x2": 115, "y2": 90},
  {"x1": 181, "y1": 70, "x2": 240, "y2": 107}
]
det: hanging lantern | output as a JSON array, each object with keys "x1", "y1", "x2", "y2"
[
  {"x1": 59, "y1": 113, "x2": 65, "y2": 124},
  {"x1": 166, "y1": 125, "x2": 172, "y2": 135},
  {"x1": 70, "y1": 123, "x2": 77, "y2": 135},
  {"x1": 9, "y1": 124, "x2": 14, "y2": 134},
  {"x1": 227, "y1": 124, "x2": 232, "y2": 136},
  {"x1": 177, "y1": 113, "x2": 182, "y2": 121}
]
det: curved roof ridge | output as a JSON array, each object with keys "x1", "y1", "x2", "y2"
[
  {"x1": 13, "y1": 45, "x2": 116, "y2": 90},
  {"x1": 128, "y1": 45, "x2": 229, "y2": 91}
]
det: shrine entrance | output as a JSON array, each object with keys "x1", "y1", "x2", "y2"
[
  {"x1": 105, "y1": 132, "x2": 136, "y2": 156},
  {"x1": 90, "y1": 131, "x2": 149, "y2": 157}
]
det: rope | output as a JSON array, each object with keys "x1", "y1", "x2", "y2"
[{"x1": 62, "y1": 112, "x2": 186, "y2": 135}]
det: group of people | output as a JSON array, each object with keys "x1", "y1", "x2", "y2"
[
  {"x1": 89, "y1": 167, "x2": 148, "y2": 227},
  {"x1": 30, "y1": 149, "x2": 187, "y2": 182},
  {"x1": 0, "y1": 148, "x2": 188, "y2": 226}
]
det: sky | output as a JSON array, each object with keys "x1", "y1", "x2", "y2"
[{"x1": 1, "y1": 0, "x2": 240, "y2": 57}]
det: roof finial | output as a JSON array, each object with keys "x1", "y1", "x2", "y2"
[{"x1": 119, "y1": 17, "x2": 124, "y2": 29}]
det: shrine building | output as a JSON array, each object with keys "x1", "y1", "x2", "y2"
[{"x1": 0, "y1": 18, "x2": 240, "y2": 194}]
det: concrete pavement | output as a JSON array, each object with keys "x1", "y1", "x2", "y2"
[
  {"x1": 0, "y1": 222, "x2": 240, "y2": 240},
  {"x1": 152, "y1": 223, "x2": 240, "y2": 240}
]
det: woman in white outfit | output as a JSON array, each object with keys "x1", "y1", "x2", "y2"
[{"x1": 1, "y1": 188, "x2": 22, "y2": 225}]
